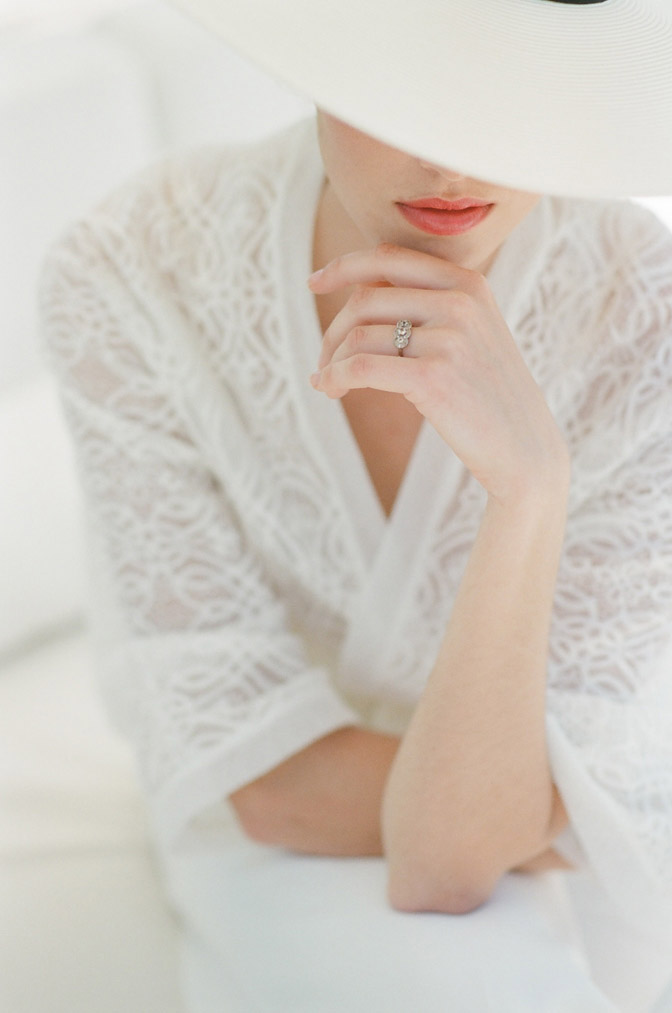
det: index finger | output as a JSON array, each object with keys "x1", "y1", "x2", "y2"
[{"x1": 308, "y1": 242, "x2": 476, "y2": 293}]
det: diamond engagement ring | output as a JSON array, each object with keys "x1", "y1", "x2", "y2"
[{"x1": 393, "y1": 319, "x2": 412, "y2": 355}]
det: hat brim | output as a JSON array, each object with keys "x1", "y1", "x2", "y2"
[{"x1": 166, "y1": 0, "x2": 672, "y2": 198}]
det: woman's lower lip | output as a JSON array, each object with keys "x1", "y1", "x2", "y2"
[{"x1": 397, "y1": 202, "x2": 493, "y2": 235}]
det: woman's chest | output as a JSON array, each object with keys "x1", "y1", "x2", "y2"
[{"x1": 340, "y1": 388, "x2": 424, "y2": 519}]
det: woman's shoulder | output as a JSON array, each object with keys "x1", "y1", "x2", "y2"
[
  {"x1": 547, "y1": 193, "x2": 672, "y2": 299},
  {"x1": 538, "y1": 195, "x2": 672, "y2": 467},
  {"x1": 535, "y1": 193, "x2": 672, "y2": 364},
  {"x1": 39, "y1": 117, "x2": 316, "y2": 287}
]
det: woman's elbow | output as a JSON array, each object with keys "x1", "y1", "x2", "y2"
[
  {"x1": 386, "y1": 854, "x2": 497, "y2": 915},
  {"x1": 230, "y1": 781, "x2": 281, "y2": 845}
]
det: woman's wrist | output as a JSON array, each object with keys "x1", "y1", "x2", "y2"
[{"x1": 486, "y1": 440, "x2": 571, "y2": 516}]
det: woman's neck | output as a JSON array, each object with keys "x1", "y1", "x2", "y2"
[
  {"x1": 312, "y1": 178, "x2": 365, "y2": 272},
  {"x1": 312, "y1": 179, "x2": 376, "y2": 334}
]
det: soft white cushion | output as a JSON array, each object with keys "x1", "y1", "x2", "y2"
[
  {"x1": 0, "y1": 630, "x2": 144, "y2": 854},
  {"x1": 0, "y1": 853, "x2": 182, "y2": 1013},
  {"x1": 0, "y1": 629, "x2": 182, "y2": 1012},
  {"x1": 0, "y1": 372, "x2": 86, "y2": 658}
]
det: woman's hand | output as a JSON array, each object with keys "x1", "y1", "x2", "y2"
[{"x1": 309, "y1": 243, "x2": 569, "y2": 506}]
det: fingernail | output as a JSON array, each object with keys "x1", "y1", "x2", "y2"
[
  {"x1": 309, "y1": 371, "x2": 321, "y2": 387},
  {"x1": 307, "y1": 268, "x2": 324, "y2": 286}
]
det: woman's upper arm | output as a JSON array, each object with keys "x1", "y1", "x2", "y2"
[
  {"x1": 545, "y1": 429, "x2": 672, "y2": 940},
  {"x1": 37, "y1": 218, "x2": 358, "y2": 846},
  {"x1": 539, "y1": 203, "x2": 672, "y2": 943}
]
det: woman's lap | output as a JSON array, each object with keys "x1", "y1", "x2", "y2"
[{"x1": 158, "y1": 819, "x2": 616, "y2": 1013}]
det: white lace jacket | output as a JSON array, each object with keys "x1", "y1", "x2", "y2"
[{"x1": 38, "y1": 117, "x2": 672, "y2": 949}]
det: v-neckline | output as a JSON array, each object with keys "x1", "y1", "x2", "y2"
[
  {"x1": 278, "y1": 125, "x2": 446, "y2": 569},
  {"x1": 277, "y1": 116, "x2": 552, "y2": 573}
]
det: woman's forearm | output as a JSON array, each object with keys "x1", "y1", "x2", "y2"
[
  {"x1": 229, "y1": 723, "x2": 572, "y2": 870},
  {"x1": 231, "y1": 463, "x2": 572, "y2": 893},
  {"x1": 381, "y1": 480, "x2": 570, "y2": 912},
  {"x1": 229, "y1": 725, "x2": 400, "y2": 855}
]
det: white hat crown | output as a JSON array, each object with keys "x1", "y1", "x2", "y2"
[{"x1": 166, "y1": 0, "x2": 672, "y2": 197}]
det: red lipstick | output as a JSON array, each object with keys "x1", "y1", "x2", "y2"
[
  {"x1": 397, "y1": 197, "x2": 493, "y2": 235},
  {"x1": 404, "y1": 197, "x2": 491, "y2": 211}
]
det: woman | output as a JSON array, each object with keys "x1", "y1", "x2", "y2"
[{"x1": 38, "y1": 0, "x2": 672, "y2": 1009}]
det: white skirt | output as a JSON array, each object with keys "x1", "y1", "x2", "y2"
[{"x1": 156, "y1": 813, "x2": 622, "y2": 1013}]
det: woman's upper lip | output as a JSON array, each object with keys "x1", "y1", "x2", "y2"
[{"x1": 399, "y1": 197, "x2": 493, "y2": 211}]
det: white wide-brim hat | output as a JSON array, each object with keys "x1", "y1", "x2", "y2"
[{"x1": 166, "y1": 0, "x2": 672, "y2": 198}]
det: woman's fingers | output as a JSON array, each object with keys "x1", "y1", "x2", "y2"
[
  {"x1": 319, "y1": 286, "x2": 425, "y2": 369},
  {"x1": 317, "y1": 285, "x2": 466, "y2": 369},
  {"x1": 308, "y1": 242, "x2": 474, "y2": 294},
  {"x1": 311, "y1": 351, "x2": 424, "y2": 401},
  {"x1": 327, "y1": 324, "x2": 444, "y2": 366},
  {"x1": 312, "y1": 246, "x2": 488, "y2": 370}
]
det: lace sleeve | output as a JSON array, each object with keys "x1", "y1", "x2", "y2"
[
  {"x1": 545, "y1": 239, "x2": 672, "y2": 946},
  {"x1": 36, "y1": 217, "x2": 358, "y2": 847}
]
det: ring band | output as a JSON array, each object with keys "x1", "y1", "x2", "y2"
[{"x1": 393, "y1": 319, "x2": 412, "y2": 355}]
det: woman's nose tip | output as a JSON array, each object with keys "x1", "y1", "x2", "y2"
[{"x1": 418, "y1": 159, "x2": 467, "y2": 181}]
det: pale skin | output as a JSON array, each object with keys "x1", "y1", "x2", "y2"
[{"x1": 230, "y1": 111, "x2": 574, "y2": 913}]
